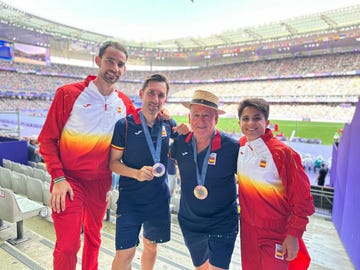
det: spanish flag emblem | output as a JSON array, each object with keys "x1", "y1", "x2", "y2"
[
  {"x1": 161, "y1": 125, "x2": 167, "y2": 137},
  {"x1": 117, "y1": 107, "x2": 122, "y2": 113},
  {"x1": 208, "y1": 153, "x2": 217, "y2": 165},
  {"x1": 259, "y1": 159, "x2": 267, "y2": 168}
]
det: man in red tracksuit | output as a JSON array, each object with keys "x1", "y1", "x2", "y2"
[{"x1": 38, "y1": 40, "x2": 135, "y2": 270}]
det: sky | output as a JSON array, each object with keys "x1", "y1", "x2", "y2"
[{"x1": 2, "y1": 0, "x2": 359, "y2": 41}]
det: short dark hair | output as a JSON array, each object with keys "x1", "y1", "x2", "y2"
[
  {"x1": 237, "y1": 98, "x2": 270, "y2": 120},
  {"x1": 141, "y1": 73, "x2": 170, "y2": 95},
  {"x1": 98, "y1": 40, "x2": 128, "y2": 59}
]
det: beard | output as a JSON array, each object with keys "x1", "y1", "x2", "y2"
[
  {"x1": 102, "y1": 71, "x2": 119, "y2": 84},
  {"x1": 146, "y1": 102, "x2": 160, "y2": 115}
]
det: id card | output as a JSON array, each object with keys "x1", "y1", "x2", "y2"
[{"x1": 275, "y1": 243, "x2": 284, "y2": 260}]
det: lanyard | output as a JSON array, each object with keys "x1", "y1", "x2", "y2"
[
  {"x1": 139, "y1": 111, "x2": 163, "y2": 164},
  {"x1": 192, "y1": 132, "x2": 214, "y2": 186}
]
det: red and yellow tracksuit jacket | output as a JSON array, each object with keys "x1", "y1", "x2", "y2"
[
  {"x1": 237, "y1": 128, "x2": 315, "y2": 270},
  {"x1": 39, "y1": 75, "x2": 135, "y2": 182}
]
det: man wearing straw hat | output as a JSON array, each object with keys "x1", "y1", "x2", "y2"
[{"x1": 170, "y1": 90, "x2": 239, "y2": 270}]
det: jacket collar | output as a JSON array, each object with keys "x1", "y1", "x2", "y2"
[
  {"x1": 185, "y1": 129, "x2": 221, "y2": 151},
  {"x1": 132, "y1": 108, "x2": 163, "y2": 125}
]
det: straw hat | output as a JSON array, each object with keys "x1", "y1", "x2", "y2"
[
  {"x1": 182, "y1": 90, "x2": 225, "y2": 115},
  {"x1": 30, "y1": 135, "x2": 38, "y2": 142}
]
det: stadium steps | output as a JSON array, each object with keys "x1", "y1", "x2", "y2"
[
  {"x1": 0, "y1": 212, "x2": 354, "y2": 270},
  {"x1": 0, "y1": 213, "x2": 240, "y2": 270}
]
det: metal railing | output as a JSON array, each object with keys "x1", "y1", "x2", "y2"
[{"x1": 311, "y1": 185, "x2": 334, "y2": 211}]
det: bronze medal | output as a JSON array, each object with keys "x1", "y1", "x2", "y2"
[{"x1": 193, "y1": 185, "x2": 208, "y2": 200}]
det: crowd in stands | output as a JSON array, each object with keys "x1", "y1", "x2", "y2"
[
  {"x1": 0, "y1": 98, "x2": 50, "y2": 111},
  {"x1": 165, "y1": 103, "x2": 355, "y2": 123},
  {"x1": 1, "y1": 51, "x2": 359, "y2": 85},
  {"x1": 170, "y1": 77, "x2": 360, "y2": 100},
  {"x1": 0, "y1": 52, "x2": 359, "y2": 122},
  {"x1": 0, "y1": 71, "x2": 76, "y2": 95},
  {"x1": 124, "y1": 52, "x2": 360, "y2": 81}
]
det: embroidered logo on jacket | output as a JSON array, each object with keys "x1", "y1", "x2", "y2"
[{"x1": 83, "y1": 103, "x2": 91, "y2": 107}]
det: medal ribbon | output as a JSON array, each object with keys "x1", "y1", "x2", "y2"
[
  {"x1": 192, "y1": 131, "x2": 214, "y2": 186},
  {"x1": 139, "y1": 111, "x2": 163, "y2": 164}
]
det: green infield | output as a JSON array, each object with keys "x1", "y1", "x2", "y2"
[{"x1": 172, "y1": 116, "x2": 344, "y2": 146}]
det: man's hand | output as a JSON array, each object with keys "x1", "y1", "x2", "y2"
[
  {"x1": 159, "y1": 107, "x2": 171, "y2": 120},
  {"x1": 282, "y1": 235, "x2": 299, "y2": 261},
  {"x1": 136, "y1": 166, "x2": 155, "y2": 181},
  {"x1": 173, "y1": 123, "x2": 191, "y2": 135},
  {"x1": 50, "y1": 179, "x2": 74, "y2": 213}
]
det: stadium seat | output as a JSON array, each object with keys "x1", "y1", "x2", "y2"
[
  {"x1": 0, "y1": 167, "x2": 13, "y2": 190},
  {"x1": 25, "y1": 176, "x2": 50, "y2": 217},
  {"x1": 11, "y1": 172, "x2": 27, "y2": 196},
  {"x1": 43, "y1": 181, "x2": 50, "y2": 207},
  {"x1": 22, "y1": 165, "x2": 34, "y2": 177},
  {"x1": 32, "y1": 167, "x2": 51, "y2": 183},
  {"x1": 0, "y1": 187, "x2": 46, "y2": 245},
  {"x1": 109, "y1": 189, "x2": 119, "y2": 212},
  {"x1": 105, "y1": 189, "x2": 119, "y2": 221},
  {"x1": 2, "y1": 158, "x2": 13, "y2": 170},
  {"x1": 27, "y1": 161, "x2": 37, "y2": 168},
  {"x1": 25, "y1": 176, "x2": 44, "y2": 204},
  {"x1": 11, "y1": 162, "x2": 26, "y2": 175},
  {"x1": 35, "y1": 163, "x2": 47, "y2": 171}
]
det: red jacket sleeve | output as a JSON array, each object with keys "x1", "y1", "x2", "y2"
[
  {"x1": 38, "y1": 81, "x2": 85, "y2": 180},
  {"x1": 117, "y1": 91, "x2": 135, "y2": 115},
  {"x1": 270, "y1": 140, "x2": 315, "y2": 238}
]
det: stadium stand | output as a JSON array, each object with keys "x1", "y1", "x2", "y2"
[
  {"x1": 1, "y1": 53, "x2": 359, "y2": 123},
  {"x1": 0, "y1": 2, "x2": 359, "y2": 268},
  {"x1": 1, "y1": 52, "x2": 360, "y2": 93},
  {"x1": 1, "y1": 159, "x2": 51, "y2": 214}
]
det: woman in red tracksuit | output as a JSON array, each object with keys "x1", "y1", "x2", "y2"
[{"x1": 236, "y1": 98, "x2": 315, "y2": 270}]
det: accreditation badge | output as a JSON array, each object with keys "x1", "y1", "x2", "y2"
[{"x1": 275, "y1": 243, "x2": 284, "y2": 260}]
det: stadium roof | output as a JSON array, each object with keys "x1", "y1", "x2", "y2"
[
  {"x1": 0, "y1": 1, "x2": 359, "y2": 67},
  {"x1": 1, "y1": 2, "x2": 359, "y2": 49}
]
